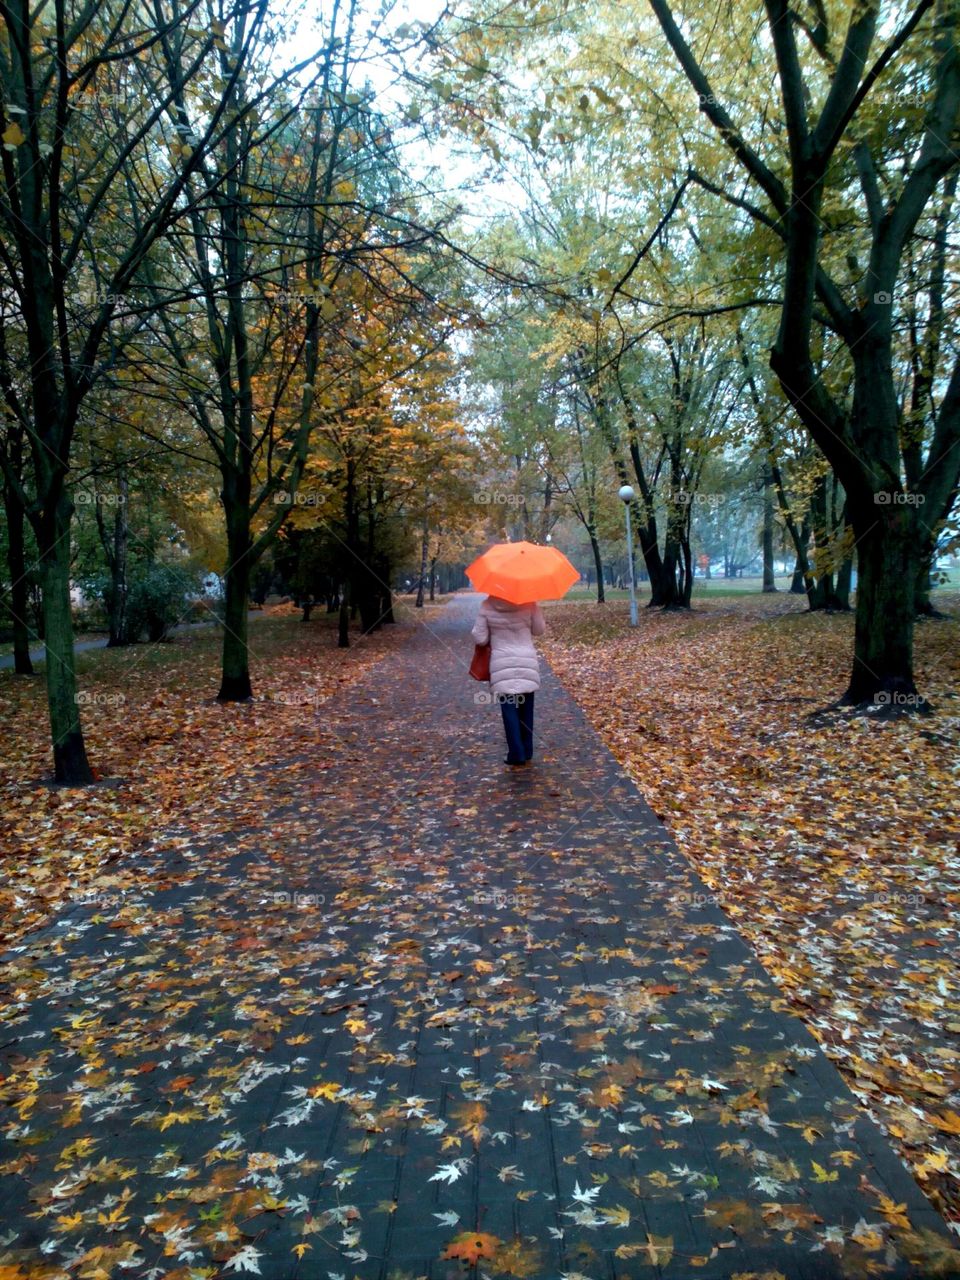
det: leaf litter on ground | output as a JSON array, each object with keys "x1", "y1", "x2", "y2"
[{"x1": 541, "y1": 590, "x2": 960, "y2": 1234}]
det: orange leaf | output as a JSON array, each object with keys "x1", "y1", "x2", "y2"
[{"x1": 441, "y1": 1231, "x2": 502, "y2": 1264}]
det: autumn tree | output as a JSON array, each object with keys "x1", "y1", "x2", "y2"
[
  {"x1": 431, "y1": 0, "x2": 960, "y2": 705},
  {"x1": 0, "y1": 417, "x2": 34, "y2": 673},
  {"x1": 288, "y1": 274, "x2": 476, "y2": 641},
  {"x1": 648, "y1": 0, "x2": 960, "y2": 706},
  {"x1": 0, "y1": 0, "x2": 280, "y2": 779}
]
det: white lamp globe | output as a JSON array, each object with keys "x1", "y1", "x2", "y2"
[{"x1": 618, "y1": 484, "x2": 635, "y2": 503}]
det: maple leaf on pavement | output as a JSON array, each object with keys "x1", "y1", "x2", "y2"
[
  {"x1": 429, "y1": 1159, "x2": 469, "y2": 1184},
  {"x1": 224, "y1": 1245, "x2": 262, "y2": 1273},
  {"x1": 570, "y1": 1180, "x2": 600, "y2": 1205},
  {"x1": 441, "y1": 1231, "x2": 501, "y2": 1264}
]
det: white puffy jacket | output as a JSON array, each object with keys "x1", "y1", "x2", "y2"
[{"x1": 471, "y1": 595, "x2": 546, "y2": 697}]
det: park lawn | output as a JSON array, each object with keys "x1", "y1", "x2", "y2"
[
  {"x1": 0, "y1": 603, "x2": 414, "y2": 949},
  {"x1": 541, "y1": 592, "x2": 960, "y2": 1232}
]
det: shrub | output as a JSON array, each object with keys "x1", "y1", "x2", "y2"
[{"x1": 81, "y1": 562, "x2": 204, "y2": 642}]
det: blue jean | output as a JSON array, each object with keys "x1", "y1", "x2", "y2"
[{"x1": 499, "y1": 691, "x2": 535, "y2": 763}]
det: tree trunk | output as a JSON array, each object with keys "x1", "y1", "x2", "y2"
[
  {"x1": 338, "y1": 583, "x2": 350, "y2": 648},
  {"x1": 659, "y1": 535, "x2": 683, "y2": 607},
  {"x1": 679, "y1": 533, "x2": 693, "y2": 607},
  {"x1": 415, "y1": 511, "x2": 428, "y2": 608},
  {"x1": 834, "y1": 552, "x2": 853, "y2": 611},
  {"x1": 769, "y1": 460, "x2": 813, "y2": 598},
  {"x1": 914, "y1": 557, "x2": 943, "y2": 617},
  {"x1": 39, "y1": 496, "x2": 94, "y2": 783},
  {"x1": 380, "y1": 558, "x2": 395, "y2": 623},
  {"x1": 218, "y1": 508, "x2": 253, "y2": 701},
  {"x1": 3, "y1": 477, "x2": 34, "y2": 675},
  {"x1": 356, "y1": 582, "x2": 381, "y2": 633},
  {"x1": 589, "y1": 525, "x2": 605, "y2": 603},
  {"x1": 106, "y1": 471, "x2": 130, "y2": 646},
  {"x1": 658, "y1": 482, "x2": 688, "y2": 609},
  {"x1": 762, "y1": 465, "x2": 777, "y2": 591},
  {"x1": 843, "y1": 511, "x2": 922, "y2": 709},
  {"x1": 806, "y1": 472, "x2": 838, "y2": 610},
  {"x1": 600, "y1": 373, "x2": 670, "y2": 604}
]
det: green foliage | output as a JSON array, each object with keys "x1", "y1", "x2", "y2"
[{"x1": 83, "y1": 562, "x2": 206, "y2": 642}]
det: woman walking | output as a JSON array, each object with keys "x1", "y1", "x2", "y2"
[{"x1": 472, "y1": 595, "x2": 546, "y2": 766}]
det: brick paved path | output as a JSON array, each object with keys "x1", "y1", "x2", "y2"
[{"x1": 0, "y1": 595, "x2": 954, "y2": 1280}]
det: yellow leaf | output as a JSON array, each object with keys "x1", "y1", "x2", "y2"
[
  {"x1": 308, "y1": 1081, "x2": 341, "y2": 1101},
  {"x1": 157, "y1": 1108, "x2": 202, "y2": 1131},
  {"x1": 932, "y1": 1109, "x2": 960, "y2": 1135},
  {"x1": 600, "y1": 1205, "x2": 631, "y2": 1228},
  {"x1": 616, "y1": 1234, "x2": 673, "y2": 1264},
  {"x1": 876, "y1": 1195, "x2": 911, "y2": 1230},
  {"x1": 2, "y1": 122, "x2": 26, "y2": 148},
  {"x1": 830, "y1": 1150, "x2": 859, "y2": 1167},
  {"x1": 57, "y1": 1136, "x2": 99, "y2": 1169},
  {"x1": 851, "y1": 1222, "x2": 885, "y2": 1250},
  {"x1": 96, "y1": 1206, "x2": 129, "y2": 1226},
  {"x1": 811, "y1": 1161, "x2": 838, "y2": 1183}
]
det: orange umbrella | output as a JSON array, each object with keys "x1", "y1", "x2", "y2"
[{"x1": 466, "y1": 540, "x2": 580, "y2": 604}]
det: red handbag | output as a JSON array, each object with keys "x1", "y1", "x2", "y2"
[{"x1": 469, "y1": 642, "x2": 491, "y2": 681}]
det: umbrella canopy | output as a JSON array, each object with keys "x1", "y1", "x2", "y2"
[{"x1": 466, "y1": 540, "x2": 579, "y2": 605}]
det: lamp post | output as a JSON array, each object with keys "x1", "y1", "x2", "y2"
[{"x1": 618, "y1": 484, "x2": 638, "y2": 626}]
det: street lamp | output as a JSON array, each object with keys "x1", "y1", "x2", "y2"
[{"x1": 618, "y1": 484, "x2": 638, "y2": 626}]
